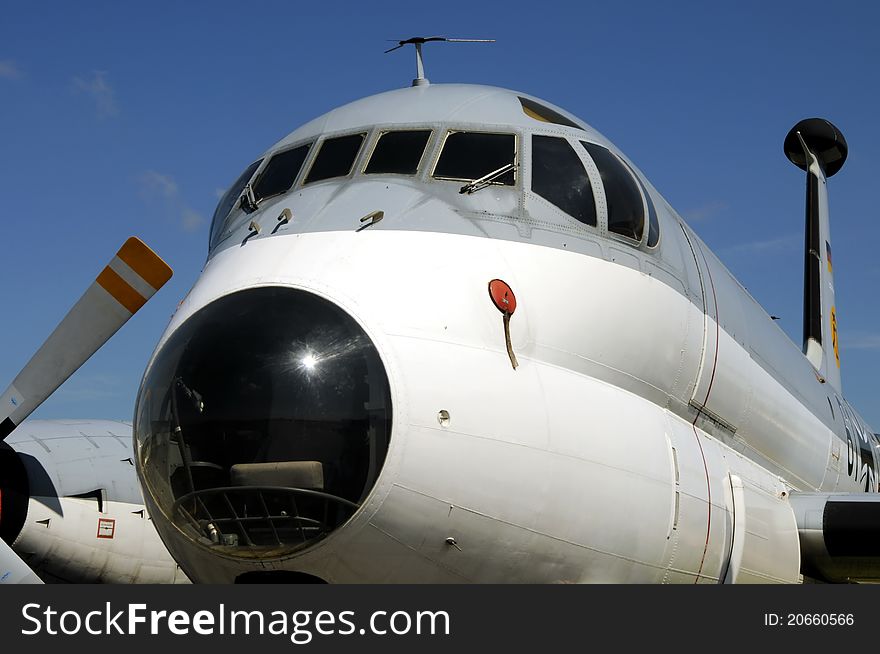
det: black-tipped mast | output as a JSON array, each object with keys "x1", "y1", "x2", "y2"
[
  {"x1": 384, "y1": 36, "x2": 495, "y2": 87},
  {"x1": 784, "y1": 118, "x2": 848, "y2": 390}
]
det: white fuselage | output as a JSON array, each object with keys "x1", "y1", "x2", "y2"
[
  {"x1": 134, "y1": 83, "x2": 878, "y2": 584},
  {"x1": 144, "y1": 224, "x2": 870, "y2": 583}
]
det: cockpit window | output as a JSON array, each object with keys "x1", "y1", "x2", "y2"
[
  {"x1": 646, "y1": 206, "x2": 660, "y2": 248},
  {"x1": 252, "y1": 144, "x2": 310, "y2": 202},
  {"x1": 619, "y1": 158, "x2": 660, "y2": 248},
  {"x1": 433, "y1": 132, "x2": 515, "y2": 186},
  {"x1": 365, "y1": 130, "x2": 431, "y2": 175},
  {"x1": 519, "y1": 97, "x2": 581, "y2": 130},
  {"x1": 532, "y1": 135, "x2": 596, "y2": 226},
  {"x1": 304, "y1": 133, "x2": 366, "y2": 184},
  {"x1": 209, "y1": 159, "x2": 263, "y2": 246},
  {"x1": 581, "y1": 142, "x2": 645, "y2": 242}
]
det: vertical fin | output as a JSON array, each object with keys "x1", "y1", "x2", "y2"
[{"x1": 784, "y1": 119, "x2": 848, "y2": 392}]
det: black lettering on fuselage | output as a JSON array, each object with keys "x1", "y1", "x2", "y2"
[{"x1": 837, "y1": 397, "x2": 878, "y2": 492}]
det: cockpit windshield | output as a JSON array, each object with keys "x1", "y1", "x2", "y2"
[
  {"x1": 365, "y1": 130, "x2": 431, "y2": 175},
  {"x1": 252, "y1": 144, "x2": 311, "y2": 203},
  {"x1": 532, "y1": 135, "x2": 596, "y2": 226},
  {"x1": 304, "y1": 133, "x2": 366, "y2": 184},
  {"x1": 581, "y1": 142, "x2": 645, "y2": 242},
  {"x1": 433, "y1": 131, "x2": 515, "y2": 186},
  {"x1": 209, "y1": 122, "x2": 659, "y2": 256},
  {"x1": 209, "y1": 159, "x2": 263, "y2": 246}
]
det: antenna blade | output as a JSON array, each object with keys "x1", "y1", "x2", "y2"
[
  {"x1": 0, "y1": 237, "x2": 173, "y2": 440},
  {"x1": 444, "y1": 39, "x2": 496, "y2": 43}
]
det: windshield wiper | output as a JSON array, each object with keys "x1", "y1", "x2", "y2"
[{"x1": 459, "y1": 162, "x2": 516, "y2": 194}]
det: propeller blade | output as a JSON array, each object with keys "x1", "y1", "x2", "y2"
[
  {"x1": 0, "y1": 237, "x2": 173, "y2": 440},
  {"x1": 0, "y1": 538, "x2": 42, "y2": 584}
]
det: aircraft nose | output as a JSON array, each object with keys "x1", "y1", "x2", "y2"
[{"x1": 133, "y1": 287, "x2": 392, "y2": 558}]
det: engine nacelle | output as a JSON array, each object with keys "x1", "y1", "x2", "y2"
[
  {"x1": 1, "y1": 420, "x2": 188, "y2": 583},
  {"x1": 790, "y1": 492, "x2": 880, "y2": 583}
]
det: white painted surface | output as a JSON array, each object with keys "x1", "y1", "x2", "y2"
[{"x1": 139, "y1": 230, "x2": 817, "y2": 583}]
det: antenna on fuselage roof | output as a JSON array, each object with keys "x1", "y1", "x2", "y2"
[{"x1": 384, "y1": 36, "x2": 495, "y2": 87}]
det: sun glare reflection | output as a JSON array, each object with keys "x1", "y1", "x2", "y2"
[
  {"x1": 301, "y1": 353, "x2": 318, "y2": 370},
  {"x1": 276, "y1": 331, "x2": 369, "y2": 380}
]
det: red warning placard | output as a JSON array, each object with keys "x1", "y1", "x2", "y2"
[{"x1": 97, "y1": 518, "x2": 116, "y2": 539}]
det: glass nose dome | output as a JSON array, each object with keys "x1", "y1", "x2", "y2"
[{"x1": 134, "y1": 287, "x2": 392, "y2": 557}]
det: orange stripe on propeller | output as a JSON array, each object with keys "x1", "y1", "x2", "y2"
[
  {"x1": 116, "y1": 237, "x2": 173, "y2": 290},
  {"x1": 96, "y1": 266, "x2": 147, "y2": 314}
]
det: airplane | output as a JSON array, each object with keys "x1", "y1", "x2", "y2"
[
  {"x1": 1, "y1": 238, "x2": 188, "y2": 583},
  {"x1": 5, "y1": 39, "x2": 879, "y2": 584}
]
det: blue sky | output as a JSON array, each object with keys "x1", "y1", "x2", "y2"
[{"x1": 1, "y1": 1, "x2": 878, "y2": 427}]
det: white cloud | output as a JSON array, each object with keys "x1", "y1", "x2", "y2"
[
  {"x1": 683, "y1": 201, "x2": 728, "y2": 223},
  {"x1": 842, "y1": 333, "x2": 880, "y2": 351},
  {"x1": 723, "y1": 234, "x2": 800, "y2": 255},
  {"x1": 0, "y1": 59, "x2": 22, "y2": 80},
  {"x1": 73, "y1": 70, "x2": 118, "y2": 117},
  {"x1": 181, "y1": 208, "x2": 205, "y2": 233},
  {"x1": 138, "y1": 170, "x2": 179, "y2": 200},
  {"x1": 137, "y1": 170, "x2": 205, "y2": 233}
]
